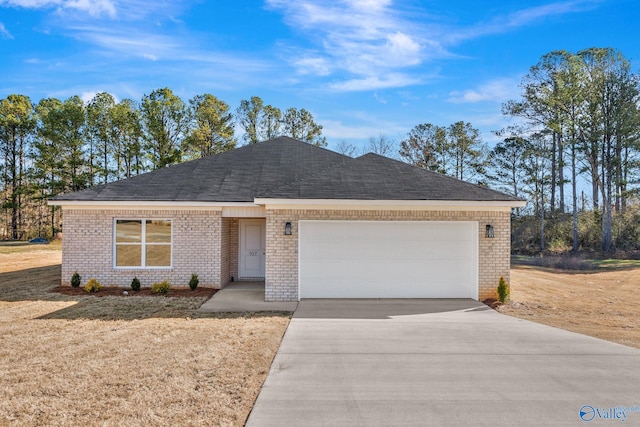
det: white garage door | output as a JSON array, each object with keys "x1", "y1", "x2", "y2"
[{"x1": 299, "y1": 221, "x2": 478, "y2": 299}]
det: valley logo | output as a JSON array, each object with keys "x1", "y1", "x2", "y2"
[{"x1": 580, "y1": 405, "x2": 640, "y2": 423}]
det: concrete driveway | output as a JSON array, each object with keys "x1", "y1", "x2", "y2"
[{"x1": 246, "y1": 299, "x2": 640, "y2": 427}]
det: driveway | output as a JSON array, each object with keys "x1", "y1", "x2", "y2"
[{"x1": 246, "y1": 299, "x2": 640, "y2": 427}]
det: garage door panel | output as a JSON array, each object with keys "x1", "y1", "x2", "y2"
[{"x1": 299, "y1": 221, "x2": 478, "y2": 299}]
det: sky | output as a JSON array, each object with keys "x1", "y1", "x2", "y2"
[{"x1": 1, "y1": 0, "x2": 639, "y2": 153}]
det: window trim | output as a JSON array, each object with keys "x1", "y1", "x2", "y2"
[{"x1": 113, "y1": 218, "x2": 173, "y2": 269}]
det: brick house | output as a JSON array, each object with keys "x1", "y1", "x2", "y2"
[{"x1": 49, "y1": 137, "x2": 525, "y2": 301}]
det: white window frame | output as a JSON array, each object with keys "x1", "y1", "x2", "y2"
[{"x1": 113, "y1": 218, "x2": 173, "y2": 269}]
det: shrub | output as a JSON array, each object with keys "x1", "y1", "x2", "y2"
[
  {"x1": 188, "y1": 273, "x2": 199, "y2": 291},
  {"x1": 497, "y1": 276, "x2": 510, "y2": 303},
  {"x1": 131, "y1": 277, "x2": 141, "y2": 291},
  {"x1": 84, "y1": 278, "x2": 103, "y2": 293},
  {"x1": 151, "y1": 280, "x2": 170, "y2": 294},
  {"x1": 71, "y1": 271, "x2": 81, "y2": 288}
]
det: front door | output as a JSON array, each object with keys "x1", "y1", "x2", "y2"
[{"x1": 239, "y1": 220, "x2": 266, "y2": 278}]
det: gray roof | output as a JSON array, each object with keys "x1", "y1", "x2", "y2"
[{"x1": 53, "y1": 136, "x2": 522, "y2": 203}]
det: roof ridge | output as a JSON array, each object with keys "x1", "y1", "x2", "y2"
[{"x1": 354, "y1": 152, "x2": 523, "y2": 201}]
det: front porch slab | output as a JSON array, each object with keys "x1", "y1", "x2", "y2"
[{"x1": 198, "y1": 282, "x2": 298, "y2": 313}]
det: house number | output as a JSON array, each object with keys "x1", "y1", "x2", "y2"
[{"x1": 249, "y1": 251, "x2": 258, "y2": 256}]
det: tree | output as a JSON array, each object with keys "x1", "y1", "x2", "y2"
[
  {"x1": 399, "y1": 123, "x2": 447, "y2": 171},
  {"x1": 236, "y1": 98, "x2": 327, "y2": 146},
  {"x1": 109, "y1": 99, "x2": 144, "y2": 179},
  {"x1": 140, "y1": 88, "x2": 188, "y2": 169},
  {"x1": 38, "y1": 96, "x2": 87, "y2": 193},
  {"x1": 281, "y1": 107, "x2": 327, "y2": 147},
  {"x1": 0, "y1": 94, "x2": 36, "y2": 239},
  {"x1": 447, "y1": 121, "x2": 488, "y2": 183},
  {"x1": 365, "y1": 134, "x2": 396, "y2": 157},
  {"x1": 505, "y1": 47, "x2": 640, "y2": 251},
  {"x1": 259, "y1": 105, "x2": 282, "y2": 141},
  {"x1": 335, "y1": 140, "x2": 358, "y2": 157},
  {"x1": 32, "y1": 97, "x2": 64, "y2": 238},
  {"x1": 503, "y1": 51, "x2": 572, "y2": 214},
  {"x1": 236, "y1": 96, "x2": 264, "y2": 145},
  {"x1": 577, "y1": 47, "x2": 640, "y2": 250},
  {"x1": 522, "y1": 132, "x2": 553, "y2": 250},
  {"x1": 488, "y1": 135, "x2": 530, "y2": 200},
  {"x1": 86, "y1": 92, "x2": 116, "y2": 184},
  {"x1": 184, "y1": 94, "x2": 236, "y2": 158}
]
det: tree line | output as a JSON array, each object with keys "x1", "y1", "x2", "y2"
[
  {"x1": 394, "y1": 47, "x2": 640, "y2": 253},
  {"x1": 0, "y1": 89, "x2": 325, "y2": 239},
  {"x1": 2, "y1": 47, "x2": 640, "y2": 253}
]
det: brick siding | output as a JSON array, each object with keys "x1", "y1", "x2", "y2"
[
  {"x1": 62, "y1": 207, "x2": 512, "y2": 301},
  {"x1": 61, "y1": 209, "x2": 223, "y2": 288}
]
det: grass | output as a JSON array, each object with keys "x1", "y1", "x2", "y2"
[
  {"x1": 502, "y1": 264, "x2": 640, "y2": 349},
  {"x1": 0, "y1": 239, "x2": 62, "y2": 254},
  {"x1": 591, "y1": 258, "x2": 640, "y2": 269},
  {"x1": 0, "y1": 245, "x2": 290, "y2": 427}
]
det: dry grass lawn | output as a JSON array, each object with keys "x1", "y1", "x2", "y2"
[
  {"x1": 502, "y1": 264, "x2": 640, "y2": 349},
  {"x1": 0, "y1": 242, "x2": 290, "y2": 427}
]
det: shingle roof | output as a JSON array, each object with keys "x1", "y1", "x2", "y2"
[
  {"x1": 54, "y1": 137, "x2": 350, "y2": 202},
  {"x1": 53, "y1": 136, "x2": 522, "y2": 203},
  {"x1": 259, "y1": 153, "x2": 522, "y2": 201}
]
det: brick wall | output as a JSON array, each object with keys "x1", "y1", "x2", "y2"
[
  {"x1": 265, "y1": 209, "x2": 511, "y2": 302},
  {"x1": 229, "y1": 218, "x2": 239, "y2": 281},
  {"x1": 221, "y1": 217, "x2": 232, "y2": 287},
  {"x1": 61, "y1": 209, "x2": 223, "y2": 288}
]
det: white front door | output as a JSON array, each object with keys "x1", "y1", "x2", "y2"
[{"x1": 239, "y1": 220, "x2": 266, "y2": 278}]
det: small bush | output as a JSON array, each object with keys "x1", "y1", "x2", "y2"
[
  {"x1": 84, "y1": 278, "x2": 103, "y2": 293},
  {"x1": 131, "y1": 277, "x2": 141, "y2": 291},
  {"x1": 151, "y1": 280, "x2": 170, "y2": 294},
  {"x1": 497, "y1": 276, "x2": 510, "y2": 303},
  {"x1": 71, "y1": 272, "x2": 81, "y2": 288},
  {"x1": 188, "y1": 273, "x2": 199, "y2": 291}
]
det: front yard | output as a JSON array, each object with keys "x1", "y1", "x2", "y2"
[
  {"x1": 502, "y1": 262, "x2": 640, "y2": 349},
  {"x1": 2, "y1": 242, "x2": 640, "y2": 425},
  {"x1": 0, "y1": 243, "x2": 290, "y2": 426}
]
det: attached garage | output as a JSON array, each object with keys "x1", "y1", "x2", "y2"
[
  {"x1": 298, "y1": 220, "x2": 478, "y2": 299},
  {"x1": 52, "y1": 137, "x2": 524, "y2": 302}
]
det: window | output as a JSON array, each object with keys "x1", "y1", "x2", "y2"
[{"x1": 115, "y1": 219, "x2": 172, "y2": 268}]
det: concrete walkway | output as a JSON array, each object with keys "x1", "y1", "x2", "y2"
[
  {"x1": 197, "y1": 282, "x2": 298, "y2": 313},
  {"x1": 246, "y1": 299, "x2": 640, "y2": 427}
]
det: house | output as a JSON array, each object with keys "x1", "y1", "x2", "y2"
[{"x1": 49, "y1": 136, "x2": 525, "y2": 301}]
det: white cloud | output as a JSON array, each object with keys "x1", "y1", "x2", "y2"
[
  {"x1": 65, "y1": 0, "x2": 116, "y2": 17},
  {"x1": 447, "y1": 0, "x2": 600, "y2": 43},
  {"x1": 373, "y1": 92, "x2": 387, "y2": 104},
  {"x1": 142, "y1": 53, "x2": 158, "y2": 61},
  {"x1": 1, "y1": 0, "x2": 117, "y2": 17},
  {"x1": 267, "y1": 0, "x2": 601, "y2": 92},
  {"x1": 293, "y1": 56, "x2": 332, "y2": 76},
  {"x1": 80, "y1": 90, "x2": 98, "y2": 103},
  {"x1": 346, "y1": 0, "x2": 392, "y2": 12},
  {"x1": 329, "y1": 73, "x2": 422, "y2": 92},
  {"x1": 68, "y1": 25, "x2": 179, "y2": 60},
  {"x1": 266, "y1": 0, "x2": 438, "y2": 91},
  {"x1": 448, "y1": 78, "x2": 521, "y2": 104},
  {"x1": 0, "y1": 22, "x2": 13, "y2": 39}
]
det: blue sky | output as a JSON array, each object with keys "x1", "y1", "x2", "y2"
[{"x1": 1, "y1": 0, "x2": 638, "y2": 153}]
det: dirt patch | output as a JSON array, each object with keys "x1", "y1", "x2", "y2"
[
  {"x1": 500, "y1": 265, "x2": 640, "y2": 349},
  {"x1": 0, "y1": 243, "x2": 290, "y2": 426},
  {"x1": 51, "y1": 285, "x2": 217, "y2": 298}
]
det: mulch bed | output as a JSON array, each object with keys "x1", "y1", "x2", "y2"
[
  {"x1": 51, "y1": 286, "x2": 218, "y2": 298},
  {"x1": 482, "y1": 298, "x2": 502, "y2": 310}
]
